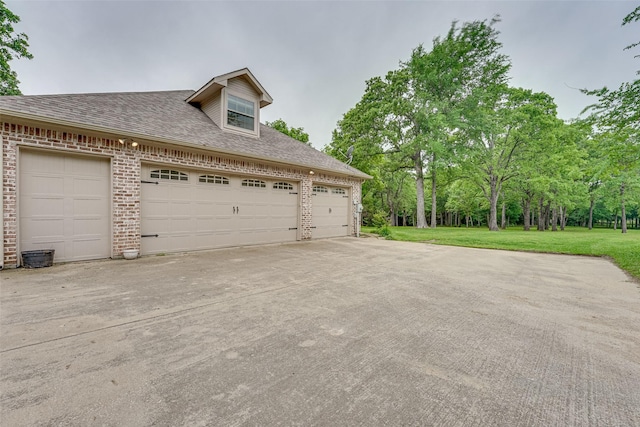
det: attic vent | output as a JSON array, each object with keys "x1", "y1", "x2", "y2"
[
  {"x1": 199, "y1": 175, "x2": 229, "y2": 185},
  {"x1": 332, "y1": 188, "x2": 346, "y2": 195},
  {"x1": 273, "y1": 182, "x2": 293, "y2": 190},
  {"x1": 151, "y1": 169, "x2": 188, "y2": 181},
  {"x1": 313, "y1": 186, "x2": 328, "y2": 193},
  {"x1": 242, "y1": 179, "x2": 266, "y2": 188}
]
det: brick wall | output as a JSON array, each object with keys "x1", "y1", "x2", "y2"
[{"x1": 2, "y1": 121, "x2": 363, "y2": 268}]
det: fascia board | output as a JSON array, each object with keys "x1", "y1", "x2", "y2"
[{"x1": 0, "y1": 109, "x2": 371, "y2": 180}]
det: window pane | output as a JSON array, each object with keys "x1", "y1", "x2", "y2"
[
  {"x1": 227, "y1": 94, "x2": 255, "y2": 131},
  {"x1": 228, "y1": 94, "x2": 254, "y2": 116},
  {"x1": 228, "y1": 111, "x2": 254, "y2": 131}
]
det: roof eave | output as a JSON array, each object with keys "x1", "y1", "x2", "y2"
[
  {"x1": 186, "y1": 68, "x2": 274, "y2": 107},
  {"x1": 0, "y1": 109, "x2": 370, "y2": 180}
]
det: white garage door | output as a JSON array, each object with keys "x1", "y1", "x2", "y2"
[
  {"x1": 140, "y1": 166, "x2": 299, "y2": 255},
  {"x1": 311, "y1": 185, "x2": 350, "y2": 238},
  {"x1": 19, "y1": 150, "x2": 111, "y2": 263}
]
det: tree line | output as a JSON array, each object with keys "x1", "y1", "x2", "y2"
[{"x1": 325, "y1": 10, "x2": 640, "y2": 233}]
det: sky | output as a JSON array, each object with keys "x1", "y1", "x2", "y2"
[{"x1": 6, "y1": 0, "x2": 639, "y2": 150}]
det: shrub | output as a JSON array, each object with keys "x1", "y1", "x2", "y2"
[
  {"x1": 376, "y1": 224, "x2": 393, "y2": 239},
  {"x1": 371, "y1": 212, "x2": 389, "y2": 229}
]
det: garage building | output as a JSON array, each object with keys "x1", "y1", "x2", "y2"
[{"x1": 0, "y1": 68, "x2": 369, "y2": 268}]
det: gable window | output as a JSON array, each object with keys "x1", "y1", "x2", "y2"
[
  {"x1": 332, "y1": 188, "x2": 346, "y2": 195},
  {"x1": 151, "y1": 169, "x2": 188, "y2": 181},
  {"x1": 242, "y1": 179, "x2": 266, "y2": 188},
  {"x1": 199, "y1": 175, "x2": 229, "y2": 184},
  {"x1": 273, "y1": 182, "x2": 293, "y2": 190},
  {"x1": 227, "y1": 94, "x2": 255, "y2": 131},
  {"x1": 313, "y1": 186, "x2": 328, "y2": 193}
]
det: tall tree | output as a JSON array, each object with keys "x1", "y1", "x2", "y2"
[
  {"x1": 404, "y1": 17, "x2": 510, "y2": 228},
  {"x1": 582, "y1": 5, "x2": 640, "y2": 233},
  {"x1": 266, "y1": 119, "x2": 311, "y2": 145},
  {"x1": 457, "y1": 87, "x2": 559, "y2": 231},
  {"x1": 329, "y1": 18, "x2": 510, "y2": 228},
  {"x1": 1, "y1": 0, "x2": 33, "y2": 95}
]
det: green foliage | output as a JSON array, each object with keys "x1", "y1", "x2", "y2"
[
  {"x1": 455, "y1": 86, "x2": 561, "y2": 230},
  {"x1": 375, "y1": 224, "x2": 393, "y2": 238},
  {"x1": 1, "y1": 0, "x2": 33, "y2": 96},
  {"x1": 327, "y1": 12, "x2": 640, "y2": 233},
  {"x1": 370, "y1": 211, "x2": 389, "y2": 228},
  {"x1": 362, "y1": 226, "x2": 640, "y2": 281},
  {"x1": 581, "y1": 7, "x2": 640, "y2": 232},
  {"x1": 327, "y1": 17, "x2": 511, "y2": 229},
  {"x1": 266, "y1": 119, "x2": 311, "y2": 145}
]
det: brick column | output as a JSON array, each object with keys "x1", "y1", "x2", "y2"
[
  {"x1": 300, "y1": 175, "x2": 313, "y2": 240},
  {"x1": 111, "y1": 151, "x2": 141, "y2": 256}
]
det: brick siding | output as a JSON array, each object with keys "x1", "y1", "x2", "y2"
[{"x1": 1, "y1": 121, "x2": 363, "y2": 268}]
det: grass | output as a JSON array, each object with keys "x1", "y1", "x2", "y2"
[{"x1": 362, "y1": 225, "x2": 640, "y2": 281}]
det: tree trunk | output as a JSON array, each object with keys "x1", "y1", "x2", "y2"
[
  {"x1": 613, "y1": 211, "x2": 618, "y2": 230},
  {"x1": 621, "y1": 182, "x2": 627, "y2": 234},
  {"x1": 523, "y1": 198, "x2": 531, "y2": 231},
  {"x1": 537, "y1": 198, "x2": 545, "y2": 231},
  {"x1": 389, "y1": 202, "x2": 397, "y2": 226},
  {"x1": 588, "y1": 198, "x2": 594, "y2": 230},
  {"x1": 544, "y1": 202, "x2": 551, "y2": 230},
  {"x1": 414, "y1": 152, "x2": 427, "y2": 228},
  {"x1": 551, "y1": 205, "x2": 558, "y2": 232},
  {"x1": 560, "y1": 206, "x2": 565, "y2": 231},
  {"x1": 488, "y1": 176, "x2": 500, "y2": 231},
  {"x1": 501, "y1": 197, "x2": 506, "y2": 230},
  {"x1": 531, "y1": 209, "x2": 535, "y2": 228},
  {"x1": 430, "y1": 153, "x2": 437, "y2": 229}
]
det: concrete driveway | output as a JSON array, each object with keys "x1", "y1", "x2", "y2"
[{"x1": 1, "y1": 238, "x2": 639, "y2": 426}]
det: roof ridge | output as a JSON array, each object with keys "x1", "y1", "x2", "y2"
[{"x1": 10, "y1": 89, "x2": 196, "y2": 98}]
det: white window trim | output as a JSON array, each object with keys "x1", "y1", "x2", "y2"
[
  {"x1": 150, "y1": 169, "x2": 189, "y2": 181},
  {"x1": 313, "y1": 185, "x2": 329, "y2": 193},
  {"x1": 222, "y1": 89, "x2": 259, "y2": 138}
]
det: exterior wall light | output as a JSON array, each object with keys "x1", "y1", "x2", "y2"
[
  {"x1": 131, "y1": 141, "x2": 138, "y2": 147},
  {"x1": 309, "y1": 170, "x2": 314, "y2": 175}
]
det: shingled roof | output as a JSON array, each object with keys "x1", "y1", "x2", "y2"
[{"x1": 0, "y1": 90, "x2": 369, "y2": 179}]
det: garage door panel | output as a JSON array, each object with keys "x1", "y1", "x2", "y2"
[
  {"x1": 73, "y1": 198, "x2": 107, "y2": 216},
  {"x1": 72, "y1": 178, "x2": 106, "y2": 196},
  {"x1": 168, "y1": 218, "x2": 193, "y2": 234},
  {"x1": 141, "y1": 217, "x2": 169, "y2": 236},
  {"x1": 271, "y1": 217, "x2": 296, "y2": 228},
  {"x1": 169, "y1": 186, "x2": 192, "y2": 201},
  {"x1": 312, "y1": 187, "x2": 350, "y2": 239},
  {"x1": 71, "y1": 237, "x2": 108, "y2": 259},
  {"x1": 23, "y1": 153, "x2": 64, "y2": 172},
  {"x1": 23, "y1": 174, "x2": 65, "y2": 195},
  {"x1": 170, "y1": 202, "x2": 193, "y2": 217},
  {"x1": 195, "y1": 217, "x2": 216, "y2": 233},
  {"x1": 141, "y1": 169, "x2": 298, "y2": 255},
  {"x1": 211, "y1": 216, "x2": 235, "y2": 233},
  {"x1": 70, "y1": 156, "x2": 108, "y2": 175},
  {"x1": 210, "y1": 203, "x2": 233, "y2": 216},
  {"x1": 20, "y1": 197, "x2": 64, "y2": 217},
  {"x1": 20, "y1": 150, "x2": 110, "y2": 263},
  {"x1": 72, "y1": 217, "x2": 106, "y2": 235},
  {"x1": 24, "y1": 218, "x2": 64, "y2": 240}
]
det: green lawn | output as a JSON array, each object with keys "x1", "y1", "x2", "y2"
[{"x1": 362, "y1": 226, "x2": 640, "y2": 281}]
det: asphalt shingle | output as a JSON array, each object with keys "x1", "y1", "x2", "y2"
[{"x1": 0, "y1": 90, "x2": 368, "y2": 179}]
